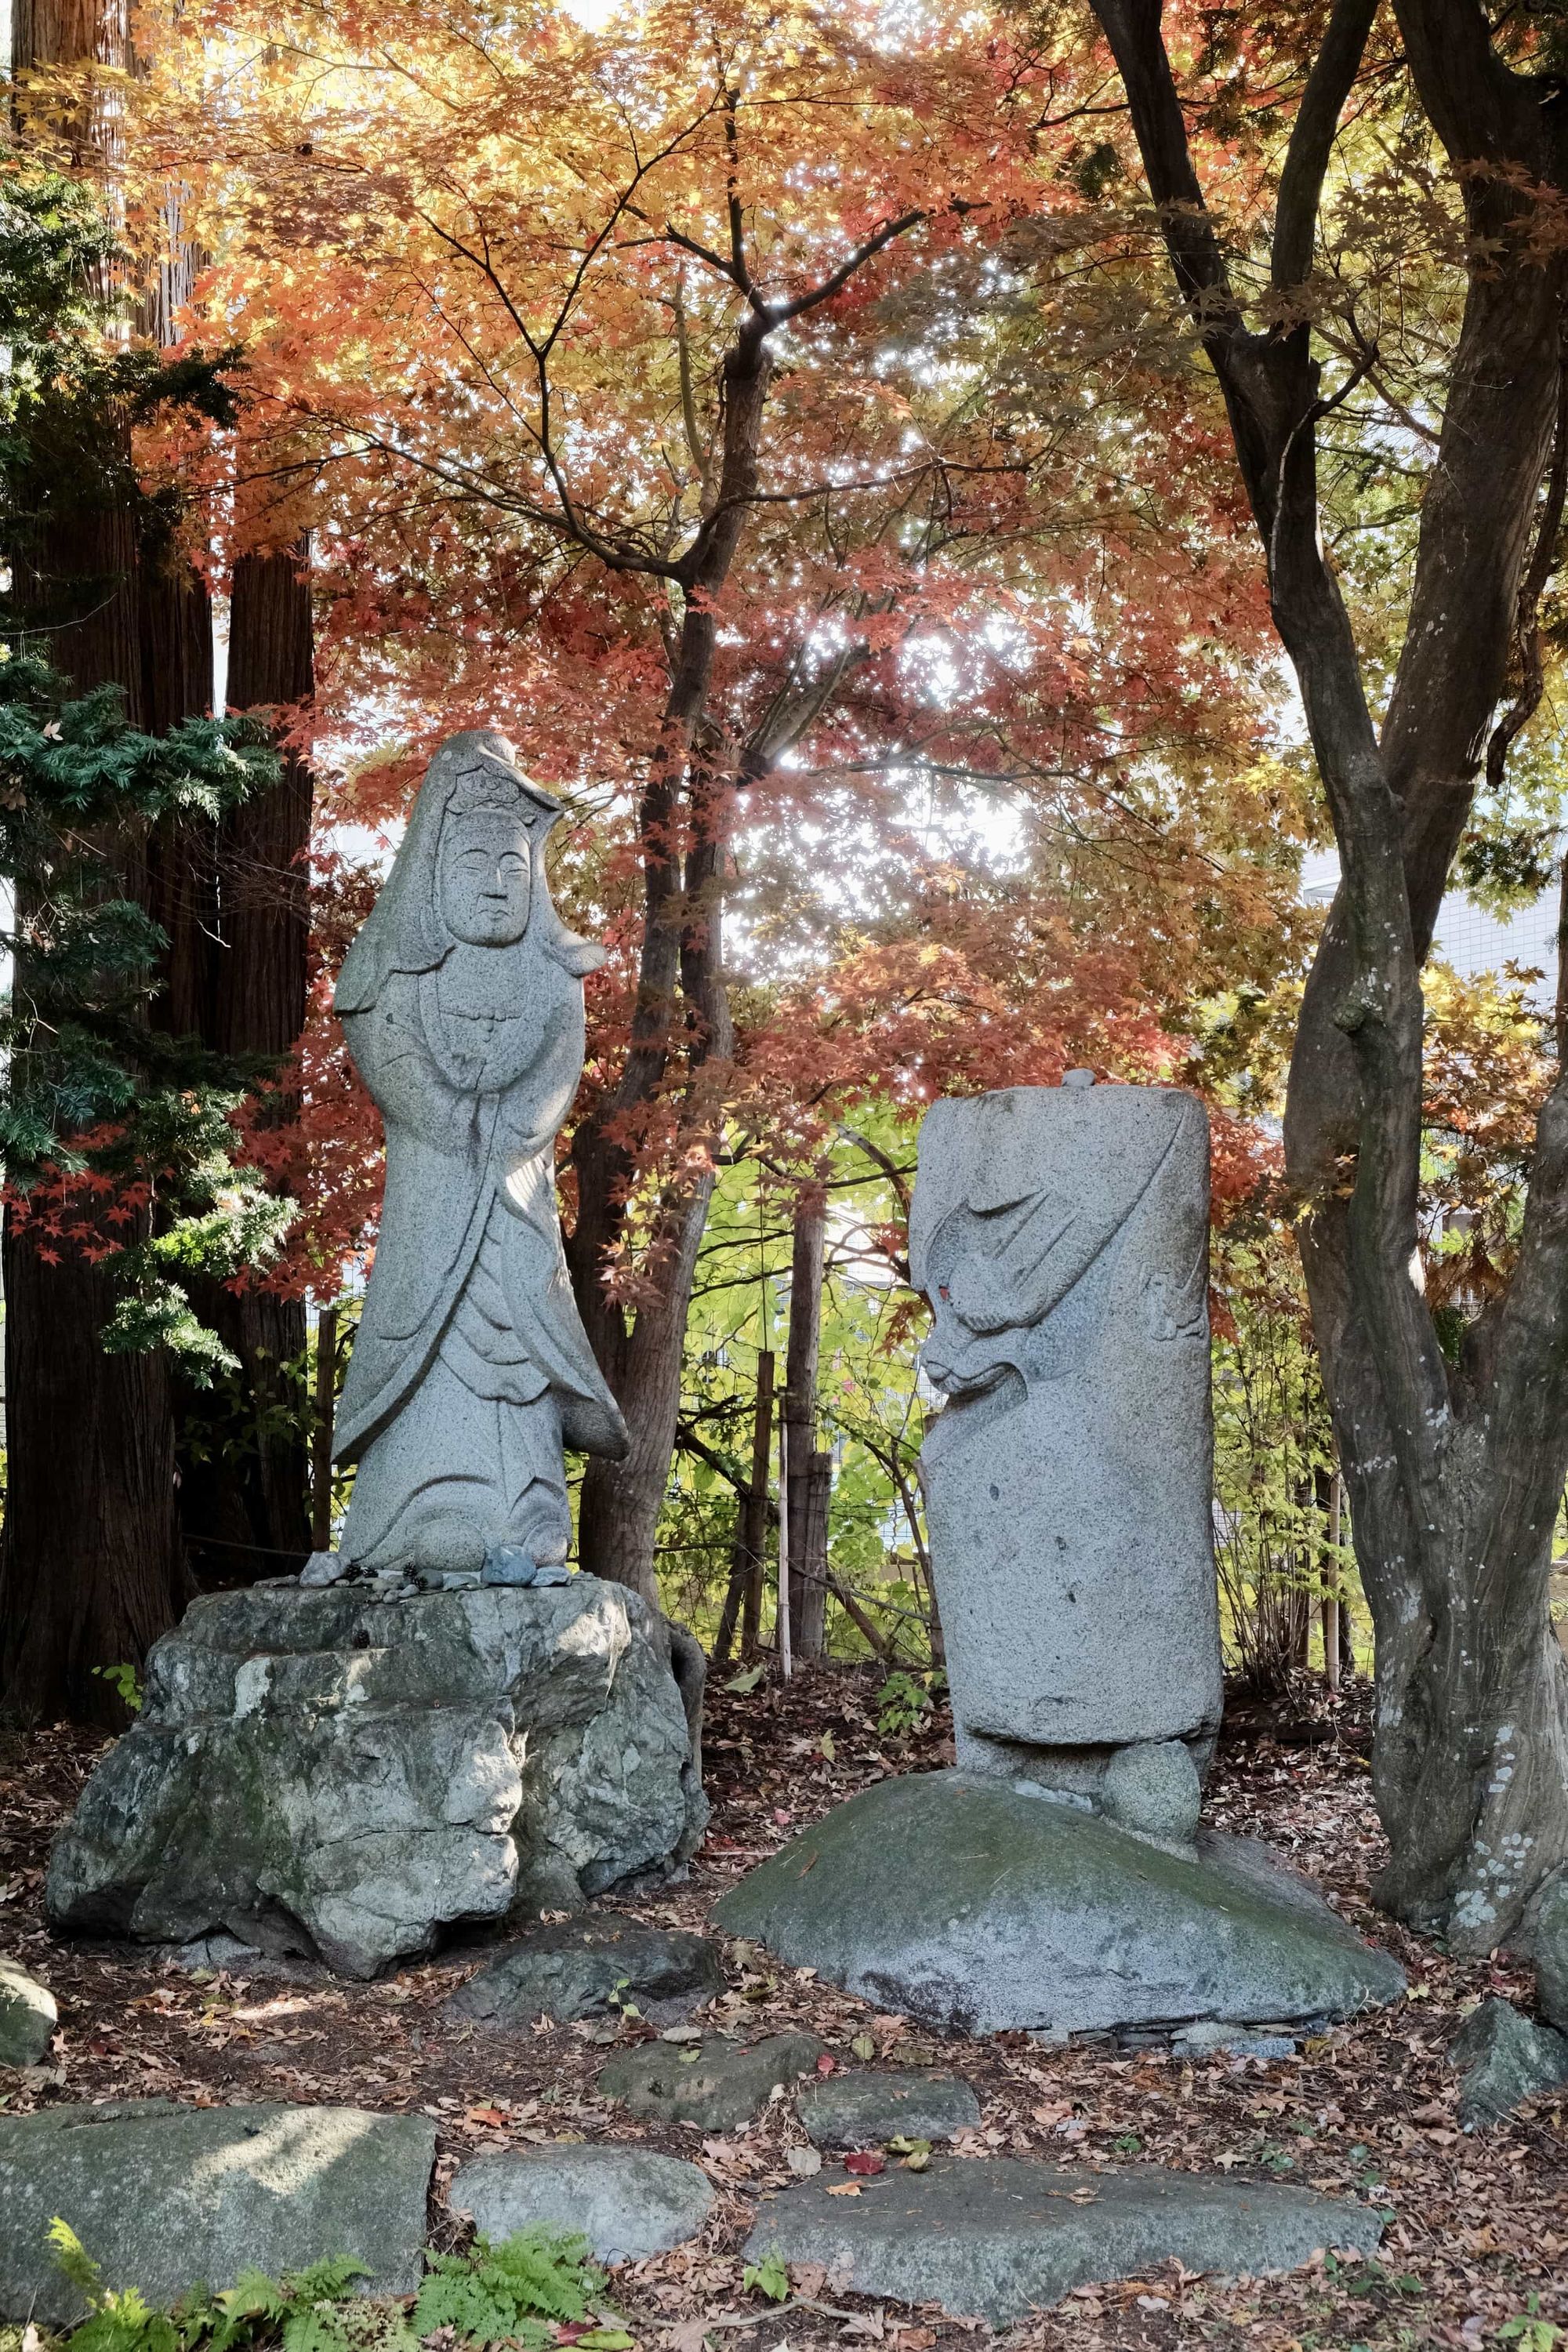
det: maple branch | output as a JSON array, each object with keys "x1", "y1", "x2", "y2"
[
  {"x1": 1272, "y1": 0, "x2": 1377, "y2": 292},
  {"x1": 766, "y1": 209, "x2": 929, "y2": 325}
]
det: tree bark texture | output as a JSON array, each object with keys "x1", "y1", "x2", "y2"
[
  {"x1": 0, "y1": 496, "x2": 187, "y2": 1726},
  {"x1": 1091, "y1": 0, "x2": 1568, "y2": 1947},
  {"x1": 173, "y1": 547, "x2": 314, "y2": 1581}
]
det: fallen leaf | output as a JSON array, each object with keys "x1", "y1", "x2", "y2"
[
  {"x1": 826, "y1": 2183, "x2": 862, "y2": 2197},
  {"x1": 844, "y1": 2151, "x2": 885, "y2": 2176},
  {"x1": 788, "y1": 2146, "x2": 823, "y2": 2176}
]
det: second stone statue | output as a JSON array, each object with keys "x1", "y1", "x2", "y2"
[
  {"x1": 322, "y1": 728, "x2": 629, "y2": 1589},
  {"x1": 909, "y1": 1075, "x2": 1221, "y2": 1833}
]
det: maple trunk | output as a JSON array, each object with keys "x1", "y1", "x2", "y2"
[
  {"x1": 568, "y1": 328, "x2": 771, "y2": 1603},
  {"x1": 784, "y1": 1192, "x2": 826, "y2": 1661},
  {"x1": 175, "y1": 547, "x2": 314, "y2": 1581},
  {"x1": 1094, "y1": 0, "x2": 1568, "y2": 1945}
]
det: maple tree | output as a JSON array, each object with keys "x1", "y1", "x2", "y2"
[
  {"x1": 1083, "y1": 0, "x2": 1568, "y2": 1943},
  {"x1": 122, "y1": 0, "x2": 1301, "y2": 1612}
]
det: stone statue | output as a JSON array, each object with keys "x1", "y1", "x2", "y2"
[
  {"x1": 909, "y1": 1075, "x2": 1221, "y2": 1833},
  {"x1": 327, "y1": 729, "x2": 628, "y2": 1586}
]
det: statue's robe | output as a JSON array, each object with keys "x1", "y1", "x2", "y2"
[
  {"x1": 909, "y1": 1083, "x2": 1220, "y2": 1759},
  {"x1": 333, "y1": 950, "x2": 625, "y2": 1572}
]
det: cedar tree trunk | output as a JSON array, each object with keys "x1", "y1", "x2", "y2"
[{"x1": 172, "y1": 547, "x2": 314, "y2": 1580}]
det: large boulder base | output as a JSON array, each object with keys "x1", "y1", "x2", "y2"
[
  {"x1": 0, "y1": 1956, "x2": 56, "y2": 2067},
  {"x1": 0, "y1": 2101, "x2": 435, "y2": 2325},
  {"x1": 452, "y1": 2147, "x2": 714, "y2": 2263},
  {"x1": 599, "y1": 2033, "x2": 825, "y2": 2131},
  {"x1": 1451, "y1": 1998, "x2": 1568, "y2": 2129},
  {"x1": 743, "y1": 2155, "x2": 1384, "y2": 2323},
  {"x1": 46, "y1": 1580, "x2": 706, "y2": 1980},
  {"x1": 1534, "y1": 1867, "x2": 1568, "y2": 2034},
  {"x1": 446, "y1": 1913, "x2": 724, "y2": 2027},
  {"x1": 796, "y1": 2069, "x2": 981, "y2": 2149},
  {"x1": 715, "y1": 1770, "x2": 1404, "y2": 2037}
]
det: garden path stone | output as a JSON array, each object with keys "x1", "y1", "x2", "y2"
[
  {"x1": 742, "y1": 2154, "x2": 1384, "y2": 2323},
  {"x1": 1450, "y1": 1998, "x2": 1568, "y2": 2129},
  {"x1": 716, "y1": 1771, "x2": 1405, "y2": 2036},
  {"x1": 446, "y1": 1913, "x2": 724, "y2": 2027},
  {"x1": 795, "y1": 2069, "x2": 980, "y2": 2148},
  {"x1": 451, "y1": 2147, "x2": 714, "y2": 2263},
  {"x1": 0, "y1": 2100, "x2": 435, "y2": 2325},
  {"x1": 598, "y1": 2032, "x2": 824, "y2": 2131},
  {"x1": 0, "y1": 1956, "x2": 56, "y2": 2067}
]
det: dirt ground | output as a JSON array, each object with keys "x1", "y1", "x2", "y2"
[{"x1": 2, "y1": 1666, "x2": 1564, "y2": 2352}]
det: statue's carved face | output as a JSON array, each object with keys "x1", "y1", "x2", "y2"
[{"x1": 439, "y1": 810, "x2": 532, "y2": 946}]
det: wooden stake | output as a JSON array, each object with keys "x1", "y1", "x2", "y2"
[
  {"x1": 777, "y1": 1414, "x2": 792, "y2": 1680},
  {"x1": 739, "y1": 1351, "x2": 775, "y2": 1656},
  {"x1": 310, "y1": 1304, "x2": 338, "y2": 1555},
  {"x1": 1323, "y1": 1472, "x2": 1342, "y2": 1693}
]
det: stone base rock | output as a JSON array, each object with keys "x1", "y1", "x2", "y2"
[
  {"x1": 0, "y1": 1956, "x2": 56, "y2": 2067},
  {"x1": 796, "y1": 2070, "x2": 980, "y2": 2149},
  {"x1": 744, "y1": 2156, "x2": 1384, "y2": 2323},
  {"x1": 1533, "y1": 1867, "x2": 1568, "y2": 2034},
  {"x1": 1451, "y1": 1998, "x2": 1568, "y2": 2129},
  {"x1": 452, "y1": 2147, "x2": 714, "y2": 2263},
  {"x1": 715, "y1": 1771, "x2": 1404, "y2": 2037},
  {"x1": 0, "y1": 2101, "x2": 435, "y2": 2324},
  {"x1": 46, "y1": 1580, "x2": 706, "y2": 1980},
  {"x1": 599, "y1": 2033, "x2": 824, "y2": 2131},
  {"x1": 446, "y1": 1913, "x2": 724, "y2": 2028}
]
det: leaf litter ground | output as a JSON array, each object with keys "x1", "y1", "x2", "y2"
[{"x1": 1, "y1": 1667, "x2": 1563, "y2": 2352}]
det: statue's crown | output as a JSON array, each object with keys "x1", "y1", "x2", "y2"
[{"x1": 447, "y1": 752, "x2": 563, "y2": 825}]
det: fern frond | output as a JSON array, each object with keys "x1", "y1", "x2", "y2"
[{"x1": 48, "y1": 2219, "x2": 106, "y2": 2310}]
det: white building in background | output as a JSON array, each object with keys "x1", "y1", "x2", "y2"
[{"x1": 1301, "y1": 850, "x2": 1561, "y2": 1006}]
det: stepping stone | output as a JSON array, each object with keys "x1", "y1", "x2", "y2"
[
  {"x1": 716, "y1": 1770, "x2": 1405, "y2": 2037},
  {"x1": 0, "y1": 2100, "x2": 435, "y2": 2325},
  {"x1": 1451, "y1": 1998, "x2": 1568, "y2": 2129},
  {"x1": 797, "y1": 2070, "x2": 980, "y2": 2149},
  {"x1": 452, "y1": 2146, "x2": 713, "y2": 2263},
  {"x1": 447, "y1": 1914, "x2": 724, "y2": 2028},
  {"x1": 599, "y1": 2032, "x2": 824, "y2": 2132},
  {"x1": 0, "y1": 1957, "x2": 56, "y2": 2067},
  {"x1": 743, "y1": 2154, "x2": 1384, "y2": 2323}
]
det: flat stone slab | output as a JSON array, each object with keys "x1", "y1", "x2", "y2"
[
  {"x1": 796, "y1": 2070, "x2": 980, "y2": 2148},
  {"x1": 743, "y1": 2155, "x2": 1384, "y2": 2322},
  {"x1": 452, "y1": 2147, "x2": 713, "y2": 2263},
  {"x1": 1451, "y1": 1998, "x2": 1568, "y2": 2129},
  {"x1": 0, "y1": 2100, "x2": 436, "y2": 2324},
  {"x1": 447, "y1": 1914, "x2": 724, "y2": 2027},
  {"x1": 716, "y1": 1770, "x2": 1405, "y2": 2036},
  {"x1": 0, "y1": 1956, "x2": 56, "y2": 2067},
  {"x1": 599, "y1": 2032, "x2": 825, "y2": 2132}
]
